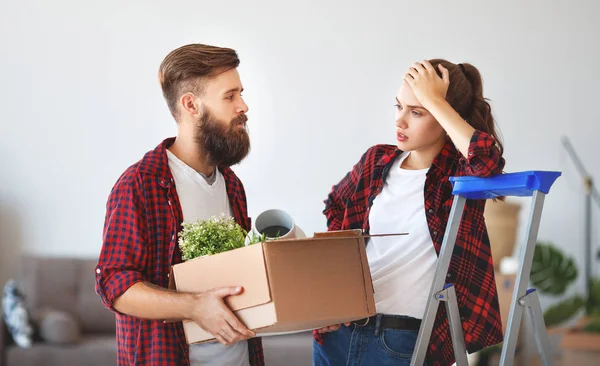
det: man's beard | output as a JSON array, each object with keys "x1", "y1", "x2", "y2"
[{"x1": 194, "y1": 109, "x2": 250, "y2": 168}]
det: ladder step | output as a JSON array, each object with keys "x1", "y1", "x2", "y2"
[{"x1": 449, "y1": 171, "x2": 561, "y2": 199}]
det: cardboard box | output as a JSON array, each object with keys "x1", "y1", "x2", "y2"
[
  {"x1": 168, "y1": 230, "x2": 376, "y2": 344},
  {"x1": 495, "y1": 272, "x2": 529, "y2": 351},
  {"x1": 495, "y1": 272, "x2": 517, "y2": 333}
]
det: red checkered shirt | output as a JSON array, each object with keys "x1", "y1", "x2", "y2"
[
  {"x1": 314, "y1": 130, "x2": 505, "y2": 365},
  {"x1": 96, "y1": 137, "x2": 264, "y2": 366}
]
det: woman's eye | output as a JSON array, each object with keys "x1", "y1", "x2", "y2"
[
  {"x1": 394, "y1": 104, "x2": 402, "y2": 110},
  {"x1": 411, "y1": 110, "x2": 421, "y2": 117}
]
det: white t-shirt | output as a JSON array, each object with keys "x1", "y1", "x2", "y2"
[
  {"x1": 366, "y1": 151, "x2": 438, "y2": 319},
  {"x1": 166, "y1": 150, "x2": 250, "y2": 366}
]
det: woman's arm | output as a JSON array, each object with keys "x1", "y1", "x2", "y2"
[{"x1": 404, "y1": 61, "x2": 504, "y2": 176}]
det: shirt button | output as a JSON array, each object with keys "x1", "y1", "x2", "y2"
[
  {"x1": 96, "y1": 268, "x2": 101, "y2": 274},
  {"x1": 447, "y1": 273, "x2": 451, "y2": 278},
  {"x1": 469, "y1": 152, "x2": 473, "y2": 156},
  {"x1": 171, "y1": 235, "x2": 175, "y2": 241},
  {"x1": 168, "y1": 200, "x2": 171, "y2": 206},
  {"x1": 428, "y1": 209, "x2": 433, "y2": 214},
  {"x1": 433, "y1": 231, "x2": 438, "y2": 235}
]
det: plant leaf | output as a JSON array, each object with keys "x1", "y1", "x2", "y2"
[
  {"x1": 530, "y1": 242, "x2": 578, "y2": 295},
  {"x1": 543, "y1": 295, "x2": 585, "y2": 327},
  {"x1": 178, "y1": 215, "x2": 248, "y2": 260}
]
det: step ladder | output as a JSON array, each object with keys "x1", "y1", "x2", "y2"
[{"x1": 410, "y1": 171, "x2": 562, "y2": 366}]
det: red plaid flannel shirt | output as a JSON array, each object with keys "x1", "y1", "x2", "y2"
[
  {"x1": 315, "y1": 130, "x2": 505, "y2": 365},
  {"x1": 95, "y1": 137, "x2": 264, "y2": 366}
]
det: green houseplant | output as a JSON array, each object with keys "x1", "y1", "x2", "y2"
[
  {"x1": 178, "y1": 215, "x2": 268, "y2": 260},
  {"x1": 477, "y1": 242, "x2": 600, "y2": 366},
  {"x1": 530, "y1": 242, "x2": 600, "y2": 331}
]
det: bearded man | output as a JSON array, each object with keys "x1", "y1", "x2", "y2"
[{"x1": 95, "y1": 43, "x2": 264, "y2": 366}]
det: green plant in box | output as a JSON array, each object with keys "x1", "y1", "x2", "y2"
[
  {"x1": 178, "y1": 215, "x2": 275, "y2": 260},
  {"x1": 179, "y1": 215, "x2": 247, "y2": 260}
]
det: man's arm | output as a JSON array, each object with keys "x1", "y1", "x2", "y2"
[
  {"x1": 96, "y1": 178, "x2": 253, "y2": 346},
  {"x1": 113, "y1": 281, "x2": 194, "y2": 321},
  {"x1": 114, "y1": 282, "x2": 255, "y2": 346}
]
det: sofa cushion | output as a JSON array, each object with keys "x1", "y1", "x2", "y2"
[
  {"x1": 2, "y1": 279, "x2": 33, "y2": 348},
  {"x1": 18, "y1": 256, "x2": 115, "y2": 334},
  {"x1": 19, "y1": 257, "x2": 79, "y2": 317},
  {"x1": 5, "y1": 334, "x2": 117, "y2": 366},
  {"x1": 34, "y1": 308, "x2": 81, "y2": 344}
]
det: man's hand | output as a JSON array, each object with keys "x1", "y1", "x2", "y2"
[
  {"x1": 316, "y1": 322, "x2": 351, "y2": 334},
  {"x1": 190, "y1": 286, "x2": 255, "y2": 346}
]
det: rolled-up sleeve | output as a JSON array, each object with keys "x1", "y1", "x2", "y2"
[
  {"x1": 95, "y1": 179, "x2": 147, "y2": 312},
  {"x1": 461, "y1": 130, "x2": 505, "y2": 177},
  {"x1": 323, "y1": 148, "x2": 371, "y2": 231}
]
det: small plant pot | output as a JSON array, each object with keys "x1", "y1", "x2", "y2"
[
  {"x1": 246, "y1": 209, "x2": 306, "y2": 244},
  {"x1": 560, "y1": 317, "x2": 600, "y2": 365}
]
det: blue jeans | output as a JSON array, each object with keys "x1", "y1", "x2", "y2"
[{"x1": 312, "y1": 316, "x2": 427, "y2": 366}]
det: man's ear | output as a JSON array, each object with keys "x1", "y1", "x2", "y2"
[{"x1": 180, "y1": 93, "x2": 200, "y2": 117}]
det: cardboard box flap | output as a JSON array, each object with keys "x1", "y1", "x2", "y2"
[
  {"x1": 355, "y1": 235, "x2": 376, "y2": 314},
  {"x1": 168, "y1": 267, "x2": 177, "y2": 290},
  {"x1": 169, "y1": 243, "x2": 272, "y2": 311},
  {"x1": 262, "y1": 236, "x2": 376, "y2": 322},
  {"x1": 313, "y1": 230, "x2": 386, "y2": 315},
  {"x1": 313, "y1": 229, "x2": 363, "y2": 238},
  {"x1": 314, "y1": 229, "x2": 409, "y2": 239}
]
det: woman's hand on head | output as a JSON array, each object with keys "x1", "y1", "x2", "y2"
[{"x1": 403, "y1": 60, "x2": 449, "y2": 109}]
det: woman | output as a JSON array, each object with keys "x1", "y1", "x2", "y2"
[{"x1": 313, "y1": 60, "x2": 505, "y2": 366}]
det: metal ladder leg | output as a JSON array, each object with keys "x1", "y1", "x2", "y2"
[
  {"x1": 437, "y1": 284, "x2": 469, "y2": 365},
  {"x1": 500, "y1": 190, "x2": 553, "y2": 366},
  {"x1": 411, "y1": 196, "x2": 467, "y2": 366},
  {"x1": 521, "y1": 289, "x2": 554, "y2": 366}
]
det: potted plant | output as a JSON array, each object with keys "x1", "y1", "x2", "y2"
[
  {"x1": 476, "y1": 241, "x2": 600, "y2": 366},
  {"x1": 529, "y1": 242, "x2": 600, "y2": 364},
  {"x1": 178, "y1": 215, "x2": 268, "y2": 260}
]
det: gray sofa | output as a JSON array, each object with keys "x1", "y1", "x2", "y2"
[
  {"x1": 0, "y1": 256, "x2": 314, "y2": 366},
  {"x1": 0, "y1": 256, "x2": 117, "y2": 366}
]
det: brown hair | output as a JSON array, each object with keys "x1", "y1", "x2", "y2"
[
  {"x1": 158, "y1": 44, "x2": 240, "y2": 120},
  {"x1": 428, "y1": 59, "x2": 504, "y2": 156}
]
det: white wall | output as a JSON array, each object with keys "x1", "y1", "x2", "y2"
[{"x1": 1, "y1": 0, "x2": 599, "y2": 310}]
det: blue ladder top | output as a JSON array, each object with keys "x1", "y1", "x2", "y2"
[{"x1": 449, "y1": 171, "x2": 562, "y2": 199}]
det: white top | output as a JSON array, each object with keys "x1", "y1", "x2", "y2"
[
  {"x1": 366, "y1": 151, "x2": 438, "y2": 319},
  {"x1": 167, "y1": 150, "x2": 249, "y2": 366}
]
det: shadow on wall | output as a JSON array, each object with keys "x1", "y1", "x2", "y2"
[{"x1": 0, "y1": 202, "x2": 23, "y2": 288}]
